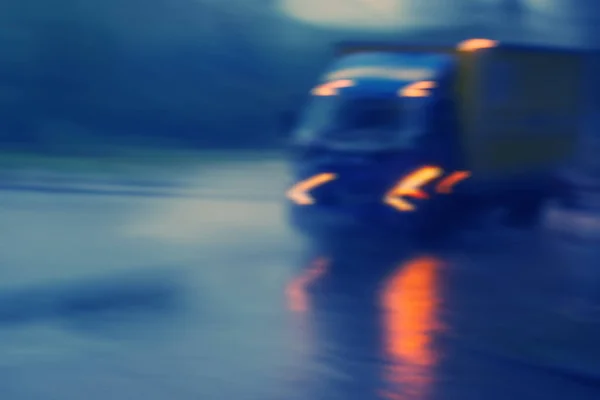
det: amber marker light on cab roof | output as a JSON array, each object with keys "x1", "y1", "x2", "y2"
[
  {"x1": 399, "y1": 81, "x2": 437, "y2": 97},
  {"x1": 457, "y1": 38, "x2": 498, "y2": 52},
  {"x1": 311, "y1": 79, "x2": 355, "y2": 96},
  {"x1": 384, "y1": 167, "x2": 472, "y2": 212}
]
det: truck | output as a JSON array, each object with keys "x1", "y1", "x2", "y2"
[{"x1": 282, "y1": 38, "x2": 590, "y2": 240}]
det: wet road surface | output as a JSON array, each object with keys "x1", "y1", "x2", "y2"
[{"x1": 1, "y1": 157, "x2": 600, "y2": 399}]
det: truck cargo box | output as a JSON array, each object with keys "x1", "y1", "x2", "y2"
[
  {"x1": 458, "y1": 45, "x2": 584, "y2": 178},
  {"x1": 334, "y1": 40, "x2": 588, "y2": 179}
]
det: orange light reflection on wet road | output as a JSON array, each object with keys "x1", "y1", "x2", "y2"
[
  {"x1": 286, "y1": 257, "x2": 330, "y2": 312},
  {"x1": 380, "y1": 255, "x2": 444, "y2": 400},
  {"x1": 311, "y1": 79, "x2": 355, "y2": 96},
  {"x1": 458, "y1": 38, "x2": 498, "y2": 52}
]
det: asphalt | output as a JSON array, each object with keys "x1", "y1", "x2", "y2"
[{"x1": 1, "y1": 156, "x2": 600, "y2": 399}]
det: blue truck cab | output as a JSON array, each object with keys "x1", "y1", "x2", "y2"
[{"x1": 284, "y1": 39, "x2": 586, "y2": 238}]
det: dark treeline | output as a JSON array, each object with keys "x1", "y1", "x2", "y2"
[
  {"x1": 0, "y1": 0, "x2": 338, "y2": 155},
  {"x1": 0, "y1": 0, "x2": 498, "y2": 155},
  {"x1": 1, "y1": 0, "x2": 597, "y2": 155}
]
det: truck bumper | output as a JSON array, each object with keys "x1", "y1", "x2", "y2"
[
  {"x1": 286, "y1": 191, "x2": 500, "y2": 240},
  {"x1": 287, "y1": 202, "x2": 422, "y2": 237}
]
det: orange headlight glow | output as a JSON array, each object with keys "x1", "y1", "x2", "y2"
[
  {"x1": 384, "y1": 166, "x2": 443, "y2": 211},
  {"x1": 384, "y1": 167, "x2": 472, "y2": 211},
  {"x1": 286, "y1": 173, "x2": 338, "y2": 205},
  {"x1": 311, "y1": 79, "x2": 355, "y2": 96}
]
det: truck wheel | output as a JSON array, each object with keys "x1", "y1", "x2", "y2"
[{"x1": 411, "y1": 195, "x2": 480, "y2": 244}]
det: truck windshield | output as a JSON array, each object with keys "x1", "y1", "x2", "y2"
[{"x1": 295, "y1": 95, "x2": 417, "y2": 150}]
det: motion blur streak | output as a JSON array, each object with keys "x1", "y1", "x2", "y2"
[
  {"x1": 311, "y1": 79, "x2": 355, "y2": 96},
  {"x1": 287, "y1": 173, "x2": 338, "y2": 205},
  {"x1": 384, "y1": 166, "x2": 443, "y2": 211},
  {"x1": 435, "y1": 171, "x2": 471, "y2": 194},
  {"x1": 399, "y1": 81, "x2": 437, "y2": 97},
  {"x1": 286, "y1": 257, "x2": 330, "y2": 312},
  {"x1": 380, "y1": 255, "x2": 444, "y2": 400},
  {"x1": 457, "y1": 38, "x2": 499, "y2": 51}
]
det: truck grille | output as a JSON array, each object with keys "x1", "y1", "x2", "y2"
[{"x1": 329, "y1": 177, "x2": 387, "y2": 206}]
